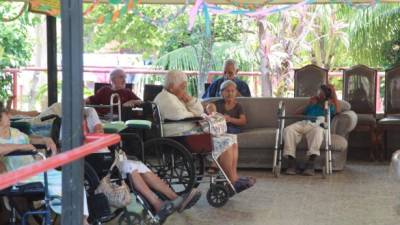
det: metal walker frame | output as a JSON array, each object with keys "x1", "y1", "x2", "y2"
[{"x1": 272, "y1": 100, "x2": 333, "y2": 178}]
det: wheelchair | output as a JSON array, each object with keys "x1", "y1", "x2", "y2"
[
  {"x1": 0, "y1": 120, "x2": 59, "y2": 225},
  {"x1": 272, "y1": 100, "x2": 333, "y2": 178},
  {"x1": 111, "y1": 101, "x2": 236, "y2": 208}
]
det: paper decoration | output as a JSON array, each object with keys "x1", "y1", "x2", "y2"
[
  {"x1": 29, "y1": 0, "x2": 60, "y2": 17},
  {"x1": 188, "y1": 0, "x2": 379, "y2": 33}
]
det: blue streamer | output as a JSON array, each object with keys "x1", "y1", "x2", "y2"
[{"x1": 203, "y1": 4, "x2": 211, "y2": 36}]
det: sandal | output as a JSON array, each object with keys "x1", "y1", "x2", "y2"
[
  {"x1": 239, "y1": 176, "x2": 256, "y2": 186},
  {"x1": 156, "y1": 201, "x2": 176, "y2": 223},
  {"x1": 233, "y1": 179, "x2": 253, "y2": 193}
]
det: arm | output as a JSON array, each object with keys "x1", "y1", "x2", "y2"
[
  {"x1": 239, "y1": 81, "x2": 251, "y2": 97},
  {"x1": 122, "y1": 90, "x2": 143, "y2": 107},
  {"x1": 225, "y1": 114, "x2": 247, "y2": 126},
  {"x1": 29, "y1": 135, "x2": 57, "y2": 155},
  {"x1": 224, "y1": 103, "x2": 247, "y2": 126}
]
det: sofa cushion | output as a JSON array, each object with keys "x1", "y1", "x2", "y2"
[{"x1": 238, "y1": 128, "x2": 276, "y2": 149}]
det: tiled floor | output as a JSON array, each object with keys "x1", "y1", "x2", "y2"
[{"x1": 110, "y1": 161, "x2": 400, "y2": 225}]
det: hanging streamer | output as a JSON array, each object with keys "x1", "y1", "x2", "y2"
[
  {"x1": 203, "y1": 3, "x2": 211, "y2": 36},
  {"x1": 188, "y1": 0, "x2": 204, "y2": 31}
]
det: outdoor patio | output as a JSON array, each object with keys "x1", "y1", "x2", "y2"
[{"x1": 160, "y1": 161, "x2": 399, "y2": 225}]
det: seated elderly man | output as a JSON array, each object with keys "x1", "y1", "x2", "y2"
[
  {"x1": 85, "y1": 68, "x2": 142, "y2": 116},
  {"x1": 202, "y1": 59, "x2": 251, "y2": 99},
  {"x1": 283, "y1": 84, "x2": 340, "y2": 176},
  {"x1": 154, "y1": 70, "x2": 255, "y2": 193}
]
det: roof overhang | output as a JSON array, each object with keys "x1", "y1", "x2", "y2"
[{"x1": 8, "y1": 0, "x2": 400, "y2": 4}]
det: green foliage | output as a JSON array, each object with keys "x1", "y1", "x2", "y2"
[
  {"x1": 0, "y1": 9, "x2": 40, "y2": 102},
  {"x1": 155, "y1": 41, "x2": 257, "y2": 71},
  {"x1": 349, "y1": 3, "x2": 400, "y2": 68}
]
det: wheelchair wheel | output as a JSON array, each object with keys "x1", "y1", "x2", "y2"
[
  {"x1": 144, "y1": 138, "x2": 195, "y2": 195},
  {"x1": 118, "y1": 211, "x2": 143, "y2": 225},
  {"x1": 84, "y1": 162, "x2": 100, "y2": 196},
  {"x1": 206, "y1": 184, "x2": 229, "y2": 208}
]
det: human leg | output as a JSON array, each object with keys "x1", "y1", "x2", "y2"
[
  {"x1": 217, "y1": 145, "x2": 239, "y2": 182},
  {"x1": 141, "y1": 172, "x2": 178, "y2": 200},
  {"x1": 283, "y1": 121, "x2": 306, "y2": 174},
  {"x1": 303, "y1": 126, "x2": 324, "y2": 176},
  {"x1": 130, "y1": 171, "x2": 165, "y2": 212}
]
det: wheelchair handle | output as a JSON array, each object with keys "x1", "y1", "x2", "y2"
[{"x1": 40, "y1": 114, "x2": 60, "y2": 122}]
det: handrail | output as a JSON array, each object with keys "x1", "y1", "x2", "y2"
[{"x1": 0, "y1": 133, "x2": 121, "y2": 190}]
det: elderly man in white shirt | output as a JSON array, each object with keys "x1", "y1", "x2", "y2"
[{"x1": 154, "y1": 70, "x2": 255, "y2": 193}]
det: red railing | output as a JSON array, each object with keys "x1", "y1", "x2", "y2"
[{"x1": 0, "y1": 133, "x2": 120, "y2": 190}]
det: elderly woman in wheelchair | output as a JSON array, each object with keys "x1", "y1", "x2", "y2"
[
  {"x1": 84, "y1": 107, "x2": 201, "y2": 222},
  {"x1": 154, "y1": 70, "x2": 256, "y2": 194},
  {"x1": 0, "y1": 102, "x2": 90, "y2": 225}
]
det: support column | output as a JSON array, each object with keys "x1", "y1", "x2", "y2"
[
  {"x1": 46, "y1": 15, "x2": 58, "y2": 106},
  {"x1": 60, "y1": 0, "x2": 84, "y2": 224}
]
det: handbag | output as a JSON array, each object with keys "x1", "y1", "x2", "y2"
[
  {"x1": 199, "y1": 113, "x2": 227, "y2": 136},
  {"x1": 95, "y1": 149, "x2": 132, "y2": 208}
]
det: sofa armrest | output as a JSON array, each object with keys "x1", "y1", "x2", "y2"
[{"x1": 331, "y1": 110, "x2": 358, "y2": 138}]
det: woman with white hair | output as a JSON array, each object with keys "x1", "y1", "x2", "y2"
[
  {"x1": 215, "y1": 80, "x2": 247, "y2": 134},
  {"x1": 154, "y1": 70, "x2": 255, "y2": 193},
  {"x1": 85, "y1": 68, "x2": 142, "y2": 116}
]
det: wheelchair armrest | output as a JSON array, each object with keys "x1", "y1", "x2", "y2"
[
  {"x1": 164, "y1": 117, "x2": 204, "y2": 123},
  {"x1": 5, "y1": 150, "x2": 38, "y2": 156}
]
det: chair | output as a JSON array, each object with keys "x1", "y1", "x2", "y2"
[
  {"x1": 294, "y1": 64, "x2": 328, "y2": 97},
  {"x1": 94, "y1": 83, "x2": 133, "y2": 94},
  {"x1": 343, "y1": 64, "x2": 378, "y2": 160},
  {"x1": 377, "y1": 65, "x2": 400, "y2": 159},
  {"x1": 143, "y1": 84, "x2": 163, "y2": 102}
]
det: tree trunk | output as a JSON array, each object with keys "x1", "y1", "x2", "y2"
[{"x1": 257, "y1": 20, "x2": 273, "y2": 97}]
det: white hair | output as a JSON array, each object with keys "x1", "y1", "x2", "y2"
[
  {"x1": 164, "y1": 70, "x2": 187, "y2": 89},
  {"x1": 109, "y1": 68, "x2": 126, "y2": 81},
  {"x1": 224, "y1": 59, "x2": 237, "y2": 71},
  {"x1": 220, "y1": 80, "x2": 237, "y2": 92}
]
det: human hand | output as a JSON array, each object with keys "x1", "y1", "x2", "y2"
[
  {"x1": 43, "y1": 137, "x2": 57, "y2": 156},
  {"x1": 180, "y1": 92, "x2": 192, "y2": 103},
  {"x1": 224, "y1": 115, "x2": 232, "y2": 123}
]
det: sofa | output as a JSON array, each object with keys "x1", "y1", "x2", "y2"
[{"x1": 203, "y1": 97, "x2": 358, "y2": 170}]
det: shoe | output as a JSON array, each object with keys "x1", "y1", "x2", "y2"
[
  {"x1": 177, "y1": 189, "x2": 202, "y2": 212},
  {"x1": 285, "y1": 157, "x2": 297, "y2": 175},
  {"x1": 303, "y1": 161, "x2": 315, "y2": 176},
  {"x1": 156, "y1": 201, "x2": 176, "y2": 223},
  {"x1": 233, "y1": 178, "x2": 254, "y2": 194}
]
